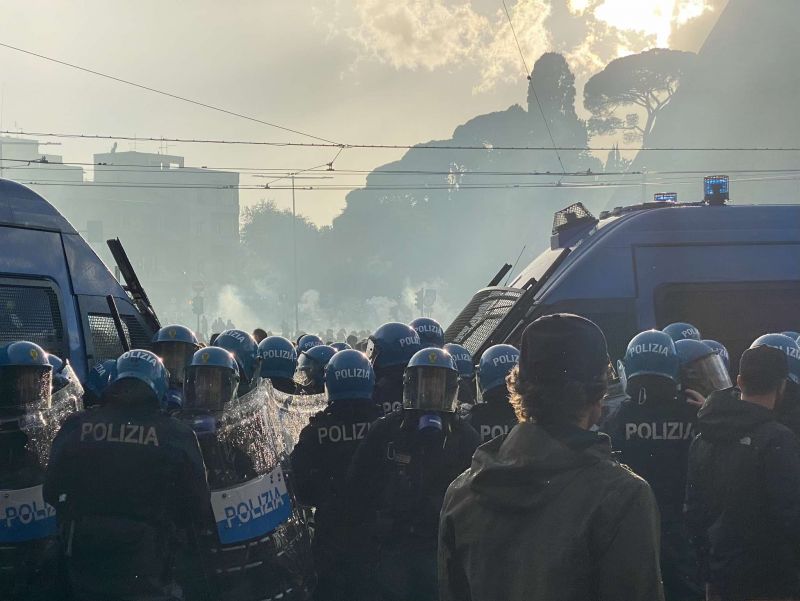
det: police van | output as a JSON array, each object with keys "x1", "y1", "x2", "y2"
[
  {"x1": 446, "y1": 177, "x2": 800, "y2": 370},
  {"x1": 0, "y1": 180, "x2": 158, "y2": 382}
]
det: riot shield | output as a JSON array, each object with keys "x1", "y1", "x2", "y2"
[
  {"x1": 180, "y1": 380, "x2": 316, "y2": 601},
  {"x1": 266, "y1": 380, "x2": 327, "y2": 455}
]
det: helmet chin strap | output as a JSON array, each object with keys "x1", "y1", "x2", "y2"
[{"x1": 637, "y1": 387, "x2": 647, "y2": 405}]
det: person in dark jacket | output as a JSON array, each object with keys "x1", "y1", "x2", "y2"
[
  {"x1": 466, "y1": 344, "x2": 519, "y2": 443},
  {"x1": 347, "y1": 347, "x2": 480, "y2": 601},
  {"x1": 44, "y1": 350, "x2": 210, "y2": 601},
  {"x1": 605, "y1": 330, "x2": 704, "y2": 601},
  {"x1": 685, "y1": 344, "x2": 800, "y2": 601},
  {"x1": 290, "y1": 350, "x2": 382, "y2": 601},
  {"x1": 439, "y1": 314, "x2": 664, "y2": 601}
]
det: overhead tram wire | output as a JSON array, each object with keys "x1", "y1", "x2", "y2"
[
  {"x1": 6, "y1": 130, "x2": 800, "y2": 153},
  {"x1": 0, "y1": 42, "x2": 342, "y2": 146},
  {"x1": 502, "y1": 0, "x2": 566, "y2": 176}
]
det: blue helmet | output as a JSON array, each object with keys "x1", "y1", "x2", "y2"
[
  {"x1": 330, "y1": 342, "x2": 352, "y2": 352},
  {"x1": 298, "y1": 334, "x2": 324, "y2": 353},
  {"x1": 295, "y1": 345, "x2": 337, "y2": 394},
  {"x1": 623, "y1": 330, "x2": 680, "y2": 384},
  {"x1": 152, "y1": 324, "x2": 201, "y2": 389},
  {"x1": 258, "y1": 336, "x2": 297, "y2": 379},
  {"x1": 477, "y1": 344, "x2": 520, "y2": 396},
  {"x1": 184, "y1": 347, "x2": 240, "y2": 411},
  {"x1": 675, "y1": 339, "x2": 732, "y2": 395},
  {"x1": 751, "y1": 333, "x2": 800, "y2": 384},
  {"x1": 84, "y1": 359, "x2": 117, "y2": 406},
  {"x1": 444, "y1": 343, "x2": 474, "y2": 379},
  {"x1": 782, "y1": 331, "x2": 800, "y2": 343},
  {"x1": 325, "y1": 349, "x2": 375, "y2": 402},
  {"x1": 663, "y1": 322, "x2": 702, "y2": 342},
  {"x1": 409, "y1": 317, "x2": 445, "y2": 349},
  {"x1": 0, "y1": 341, "x2": 52, "y2": 410},
  {"x1": 113, "y1": 349, "x2": 169, "y2": 404},
  {"x1": 366, "y1": 322, "x2": 421, "y2": 370},
  {"x1": 215, "y1": 329, "x2": 261, "y2": 394},
  {"x1": 403, "y1": 348, "x2": 459, "y2": 412},
  {"x1": 702, "y1": 339, "x2": 730, "y2": 372}
]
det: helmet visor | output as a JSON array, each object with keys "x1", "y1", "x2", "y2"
[
  {"x1": 51, "y1": 363, "x2": 84, "y2": 412},
  {"x1": 403, "y1": 366, "x2": 458, "y2": 412},
  {"x1": 153, "y1": 342, "x2": 197, "y2": 388},
  {"x1": 682, "y1": 354, "x2": 732, "y2": 397},
  {"x1": 0, "y1": 365, "x2": 52, "y2": 410},
  {"x1": 294, "y1": 355, "x2": 324, "y2": 391},
  {"x1": 184, "y1": 366, "x2": 238, "y2": 411}
]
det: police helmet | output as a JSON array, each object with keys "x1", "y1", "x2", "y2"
[
  {"x1": 675, "y1": 339, "x2": 732, "y2": 396},
  {"x1": 112, "y1": 349, "x2": 169, "y2": 405},
  {"x1": 623, "y1": 330, "x2": 680, "y2": 384},
  {"x1": 366, "y1": 322, "x2": 421, "y2": 370},
  {"x1": 84, "y1": 359, "x2": 117, "y2": 407},
  {"x1": 403, "y1": 348, "x2": 459, "y2": 412},
  {"x1": 297, "y1": 334, "x2": 324, "y2": 353},
  {"x1": 782, "y1": 331, "x2": 800, "y2": 343},
  {"x1": 330, "y1": 342, "x2": 352, "y2": 352},
  {"x1": 215, "y1": 329, "x2": 262, "y2": 395},
  {"x1": 702, "y1": 339, "x2": 731, "y2": 373},
  {"x1": 184, "y1": 347, "x2": 240, "y2": 411},
  {"x1": 325, "y1": 349, "x2": 375, "y2": 403},
  {"x1": 409, "y1": 317, "x2": 445, "y2": 349},
  {"x1": 151, "y1": 324, "x2": 201, "y2": 389},
  {"x1": 444, "y1": 343, "x2": 474, "y2": 380},
  {"x1": 258, "y1": 336, "x2": 297, "y2": 379},
  {"x1": 751, "y1": 333, "x2": 800, "y2": 384},
  {"x1": 0, "y1": 341, "x2": 52, "y2": 413},
  {"x1": 477, "y1": 344, "x2": 520, "y2": 397},
  {"x1": 295, "y1": 345, "x2": 336, "y2": 394},
  {"x1": 663, "y1": 322, "x2": 702, "y2": 342}
]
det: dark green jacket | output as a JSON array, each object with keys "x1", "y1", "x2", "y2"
[{"x1": 439, "y1": 421, "x2": 664, "y2": 601}]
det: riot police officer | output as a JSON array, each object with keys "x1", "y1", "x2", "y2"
[
  {"x1": 750, "y1": 333, "x2": 800, "y2": 436},
  {"x1": 467, "y1": 344, "x2": 520, "y2": 443},
  {"x1": 298, "y1": 334, "x2": 324, "y2": 354},
  {"x1": 663, "y1": 321, "x2": 702, "y2": 343},
  {"x1": 443, "y1": 343, "x2": 475, "y2": 407},
  {"x1": 346, "y1": 347, "x2": 480, "y2": 601},
  {"x1": 290, "y1": 350, "x2": 381, "y2": 601},
  {"x1": 214, "y1": 329, "x2": 262, "y2": 396},
  {"x1": 294, "y1": 345, "x2": 336, "y2": 395},
  {"x1": 675, "y1": 339, "x2": 732, "y2": 399},
  {"x1": 604, "y1": 330, "x2": 703, "y2": 601},
  {"x1": 258, "y1": 335, "x2": 298, "y2": 394},
  {"x1": 366, "y1": 322, "x2": 421, "y2": 416},
  {"x1": 0, "y1": 341, "x2": 68, "y2": 600},
  {"x1": 83, "y1": 359, "x2": 117, "y2": 408},
  {"x1": 151, "y1": 324, "x2": 202, "y2": 412},
  {"x1": 43, "y1": 349, "x2": 210, "y2": 601},
  {"x1": 409, "y1": 317, "x2": 444, "y2": 349},
  {"x1": 702, "y1": 339, "x2": 731, "y2": 374},
  {"x1": 330, "y1": 342, "x2": 352, "y2": 352}
]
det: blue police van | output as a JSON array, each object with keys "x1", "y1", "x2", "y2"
[
  {"x1": 446, "y1": 179, "x2": 800, "y2": 369},
  {"x1": 0, "y1": 180, "x2": 158, "y2": 382}
]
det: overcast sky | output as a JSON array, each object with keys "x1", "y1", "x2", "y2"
[{"x1": 0, "y1": 0, "x2": 726, "y2": 225}]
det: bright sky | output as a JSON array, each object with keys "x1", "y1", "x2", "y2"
[{"x1": 0, "y1": 0, "x2": 725, "y2": 225}]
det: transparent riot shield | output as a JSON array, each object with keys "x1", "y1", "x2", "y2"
[
  {"x1": 181, "y1": 380, "x2": 316, "y2": 601},
  {"x1": 266, "y1": 380, "x2": 328, "y2": 455}
]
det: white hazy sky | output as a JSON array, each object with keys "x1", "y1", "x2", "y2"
[{"x1": 0, "y1": 0, "x2": 726, "y2": 225}]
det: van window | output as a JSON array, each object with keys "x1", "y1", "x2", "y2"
[
  {"x1": 0, "y1": 280, "x2": 65, "y2": 357},
  {"x1": 88, "y1": 313, "x2": 151, "y2": 363},
  {"x1": 655, "y1": 281, "x2": 800, "y2": 374}
]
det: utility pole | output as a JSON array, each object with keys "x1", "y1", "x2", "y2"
[{"x1": 292, "y1": 174, "x2": 299, "y2": 337}]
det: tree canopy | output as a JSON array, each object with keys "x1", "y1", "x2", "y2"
[{"x1": 584, "y1": 48, "x2": 696, "y2": 146}]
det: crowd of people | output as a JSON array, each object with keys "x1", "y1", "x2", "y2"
[{"x1": 3, "y1": 313, "x2": 800, "y2": 600}]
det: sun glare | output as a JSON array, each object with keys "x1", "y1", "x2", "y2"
[{"x1": 593, "y1": 0, "x2": 710, "y2": 46}]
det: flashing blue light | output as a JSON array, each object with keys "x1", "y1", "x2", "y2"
[
  {"x1": 654, "y1": 192, "x2": 678, "y2": 202},
  {"x1": 704, "y1": 175, "x2": 729, "y2": 204}
]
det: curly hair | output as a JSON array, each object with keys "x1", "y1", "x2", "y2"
[{"x1": 506, "y1": 364, "x2": 608, "y2": 425}]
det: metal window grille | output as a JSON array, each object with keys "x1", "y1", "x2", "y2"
[
  {"x1": 444, "y1": 287, "x2": 524, "y2": 354},
  {"x1": 0, "y1": 284, "x2": 65, "y2": 356},
  {"x1": 88, "y1": 313, "x2": 151, "y2": 363}
]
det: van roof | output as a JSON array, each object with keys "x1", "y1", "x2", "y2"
[{"x1": 0, "y1": 179, "x2": 77, "y2": 234}]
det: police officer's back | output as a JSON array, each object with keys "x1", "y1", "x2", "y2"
[
  {"x1": 290, "y1": 350, "x2": 381, "y2": 601},
  {"x1": 44, "y1": 350, "x2": 209, "y2": 601},
  {"x1": 366, "y1": 322, "x2": 421, "y2": 416},
  {"x1": 347, "y1": 347, "x2": 480, "y2": 601},
  {"x1": 467, "y1": 344, "x2": 519, "y2": 443}
]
